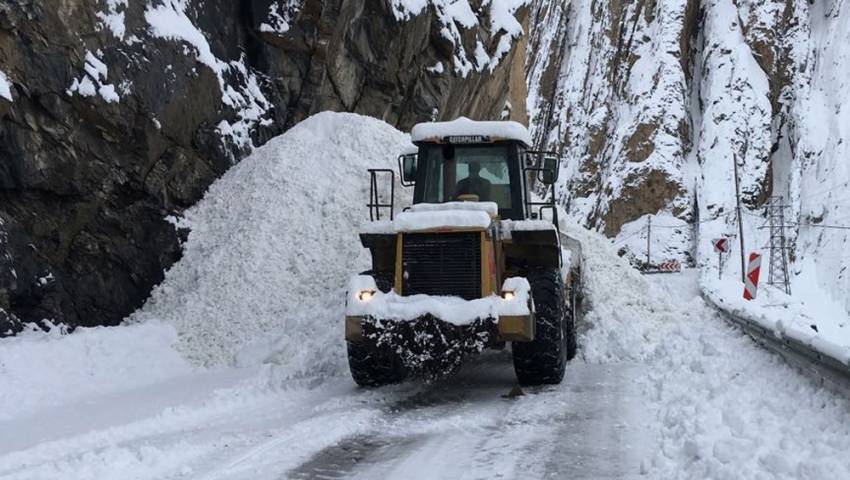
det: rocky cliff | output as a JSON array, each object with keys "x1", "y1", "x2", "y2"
[{"x1": 0, "y1": 0, "x2": 530, "y2": 333}]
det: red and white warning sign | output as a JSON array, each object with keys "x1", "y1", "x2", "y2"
[
  {"x1": 743, "y1": 252, "x2": 762, "y2": 300},
  {"x1": 713, "y1": 238, "x2": 730, "y2": 253},
  {"x1": 657, "y1": 260, "x2": 681, "y2": 272}
]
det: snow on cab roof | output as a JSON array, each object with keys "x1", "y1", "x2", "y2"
[{"x1": 410, "y1": 117, "x2": 533, "y2": 147}]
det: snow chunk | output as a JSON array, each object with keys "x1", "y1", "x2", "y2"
[
  {"x1": 426, "y1": 61, "x2": 445, "y2": 74},
  {"x1": 66, "y1": 50, "x2": 120, "y2": 103},
  {"x1": 394, "y1": 209, "x2": 492, "y2": 232},
  {"x1": 0, "y1": 70, "x2": 13, "y2": 102},
  {"x1": 411, "y1": 117, "x2": 532, "y2": 146},
  {"x1": 410, "y1": 201, "x2": 499, "y2": 217},
  {"x1": 500, "y1": 219, "x2": 556, "y2": 232}
]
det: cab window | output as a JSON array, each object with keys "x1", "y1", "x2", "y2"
[{"x1": 421, "y1": 145, "x2": 513, "y2": 209}]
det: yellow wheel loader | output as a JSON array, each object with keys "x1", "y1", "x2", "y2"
[{"x1": 344, "y1": 118, "x2": 583, "y2": 386}]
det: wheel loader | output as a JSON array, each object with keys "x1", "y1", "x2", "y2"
[{"x1": 344, "y1": 117, "x2": 583, "y2": 386}]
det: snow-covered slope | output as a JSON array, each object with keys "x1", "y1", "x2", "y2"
[
  {"x1": 527, "y1": 0, "x2": 850, "y2": 328},
  {"x1": 131, "y1": 112, "x2": 414, "y2": 369}
]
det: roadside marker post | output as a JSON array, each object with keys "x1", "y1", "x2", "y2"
[
  {"x1": 743, "y1": 252, "x2": 762, "y2": 300},
  {"x1": 713, "y1": 238, "x2": 730, "y2": 280}
]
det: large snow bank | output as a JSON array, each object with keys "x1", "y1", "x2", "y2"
[
  {"x1": 132, "y1": 112, "x2": 412, "y2": 371},
  {"x1": 0, "y1": 322, "x2": 191, "y2": 421}
]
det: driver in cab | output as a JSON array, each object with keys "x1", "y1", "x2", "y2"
[{"x1": 455, "y1": 161, "x2": 491, "y2": 202}]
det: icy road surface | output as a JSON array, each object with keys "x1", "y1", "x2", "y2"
[{"x1": 0, "y1": 355, "x2": 647, "y2": 480}]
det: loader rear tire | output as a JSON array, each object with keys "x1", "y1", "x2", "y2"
[{"x1": 512, "y1": 268, "x2": 570, "y2": 385}]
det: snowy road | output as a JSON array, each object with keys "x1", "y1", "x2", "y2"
[
  {"x1": 1, "y1": 354, "x2": 647, "y2": 480},
  {"x1": 4, "y1": 265, "x2": 850, "y2": 479}
]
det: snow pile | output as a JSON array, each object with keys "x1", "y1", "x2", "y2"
[
  {"x1": 390, "y1": 0, "x2": 529, "y2": 77},
  {"x1": 345, "y1": 275, "x2": 530, "y2": 324},
  {"x1": 568, "y1": 219, "x2": 850, "y2": 478},
  {"x1": 145, "y1": 0, "x2": 273, "y2": 155},
  {"x1": 411, "y1": 117, "x2": 532, "y2": 146},
  {"x1": 131, "y1": 112, "x2": 413, "y2": 371},
  {"x1": 0, "y1": 321, "x2": 191, "y2": 421},
  {"x1": 66, "y1": 51, "x2": 120, "y2": 103},
  {"x1": 0, "y1": 69, "x2": 12, "y2": 102}
]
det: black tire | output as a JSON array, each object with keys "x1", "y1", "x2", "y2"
[
  {"x1": 347, "y1": 341, "x2": 407, "y2": 387},
  {"x1": 512, "y1": 268, "x2": 570, "y2": 385},
  {"x1": 347, "y1": 270, "x2": 407, "y2": 387},
  {"x1": 566, "y1": 274, "x2": 579, "y2": 360}
]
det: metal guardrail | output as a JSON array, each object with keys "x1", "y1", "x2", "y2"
[{"x1": 702, "y1": 293, "x2": 850, "y2": 395}]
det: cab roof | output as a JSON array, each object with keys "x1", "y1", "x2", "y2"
[{"x1": 410, "y1": 117, "x2": 533, "y2": 148}]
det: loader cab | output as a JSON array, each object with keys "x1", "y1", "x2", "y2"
[
  {"x1": 399, "y1": 138, "x2": 559, "y2": 222},
  {"x1": 405, "y1": 141, "x2": 525, "y2": 219}
]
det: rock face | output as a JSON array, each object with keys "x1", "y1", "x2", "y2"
[
  {"x1": 0, "y1": 0, "x2": 530, "y2": 331},
  {"x1": 528, "y1": 0, "x2": 849, "y2": 311},
  {"x1": 527, "y1": 0, "x2": 700, "y2": 264}
]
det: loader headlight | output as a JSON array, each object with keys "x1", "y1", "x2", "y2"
[
  {"x1": 357, "y1": 289, "x2": 376, "y2": 302},
  {"x1": 501, "y1": 290, "x2": 515, "y2": 301}
]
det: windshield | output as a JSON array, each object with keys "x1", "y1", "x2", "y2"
[{"x1": 421, "y1": 145, "x2": 513, "y2": 209}]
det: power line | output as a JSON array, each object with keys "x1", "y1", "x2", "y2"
[{"x1": 796, "y1": 181, "x2": 850, "y2": 202}]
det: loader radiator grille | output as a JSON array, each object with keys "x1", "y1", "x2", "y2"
[{"x1": 402, "y1": 232, "x2": 481, "y2": 300}]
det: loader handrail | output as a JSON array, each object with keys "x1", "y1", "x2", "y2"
[{"x1": 367, "y1": 169, "x2": 395, "y2": 221}]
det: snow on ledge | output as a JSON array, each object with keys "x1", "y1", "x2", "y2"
[
  {"x1": 346, "y1": 275, "x2": 530, "y2": 325},
  {"x1": 0, "y1": 69, "x2": 12, "y2": 102},
  {"x1": 410, "y1": 201, "x2": 499, "y2": 217},
  {"x1": 702, "y1": 275, "x2": 850, "y2": 366},
  {"x1": 394, "y1": 209, "x2": 492, "y2": 232},
  {"x1": 411, "y1": 117, "x2": 532, "y2": 147},
  {"x1": 501, "y1": 219, "x2": 555, "y2": 232}
]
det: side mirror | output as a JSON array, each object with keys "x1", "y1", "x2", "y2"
[
  {"x1": 398, "y1": 153, "x2": 417, "y2": 186},
  {"x1": 539, "y1": 156, "x2": 559, "y2": 184}
]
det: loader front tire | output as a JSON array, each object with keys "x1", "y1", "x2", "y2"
[
  {"x1": 347, "y1": 270, "x2": 407, "y2": 387},
  {"x1": 512, "y1": 268, "x2": 570, "y2": 385},
  {"x1": 347, "y1": 342, "x2": 407, "y2": 387}
]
